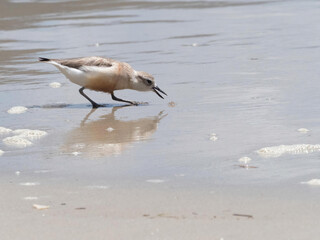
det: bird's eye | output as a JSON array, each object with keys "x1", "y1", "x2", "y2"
[{"x1": 146, "y1": 79, "x2": 152, "y2": 85}]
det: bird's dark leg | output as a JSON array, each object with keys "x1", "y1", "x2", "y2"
[
  {"x1": 111, "y1": 92, "x2": 138, "y2": 105},
  {"x1": 79, "y1": 87, "x2": 101, "y2": 108}
]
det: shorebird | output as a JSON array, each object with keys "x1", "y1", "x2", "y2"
[{"x1": 39, "y1": 56, "x2": 167, "y2": 108}]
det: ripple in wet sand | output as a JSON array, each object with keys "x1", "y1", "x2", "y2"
[
  {"x1": 19, "y1": 182, "x2": 40, "y2": 186},
  {"x1": 23, "y1": 196, "x2": 39, "y2": 200},
  {"x1": 87, "y1": 185, "x2": 110, "y2": 189},
  {"x1": 146, "y1": 179, "x2": 166, "y2": 183}
]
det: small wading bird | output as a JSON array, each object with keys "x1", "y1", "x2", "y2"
[{"x1": 39, "y1": 56, "x2": 167, "y2": 108}]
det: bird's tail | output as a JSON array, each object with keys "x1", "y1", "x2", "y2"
[{"x1": 38, "y1": 57, "x2": 51, "y2": 62}]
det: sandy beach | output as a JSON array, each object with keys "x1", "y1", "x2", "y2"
[
  {"x1": 1, "y1": 179, "x2": 320, "y2": 240},
  {"x1": 1, "y1": 0, "x2": 320, "y2": 239}
]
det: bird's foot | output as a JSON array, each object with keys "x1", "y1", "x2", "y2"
[{"x1": 91, "y1": 103, "x2": 103, "y2": 108}]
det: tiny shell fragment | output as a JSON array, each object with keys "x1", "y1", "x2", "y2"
[
  {"x1": 20, "y1": 182, "x2": 40, "y2": 186},
  {"x1": 106, "y1": 127, "x2": 114, "y2": 132},
  {"x1": 33, "y1": 204, "x2": 50, "y2": 210},
  {"x1": 168, "y1": 101, "x2": 176, "y2": 107}
]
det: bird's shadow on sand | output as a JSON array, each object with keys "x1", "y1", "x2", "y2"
[{"x1": 28, "y1": 102, "x2": 149, "y2": 109}]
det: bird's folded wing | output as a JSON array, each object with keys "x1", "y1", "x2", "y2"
[{"x1": 57, "y1": 57, "x2": 114, "y2": 70}]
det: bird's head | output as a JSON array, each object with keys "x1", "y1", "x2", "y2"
[{"x1": 133, "y1": 71, "x2": 167, "y2": 99}]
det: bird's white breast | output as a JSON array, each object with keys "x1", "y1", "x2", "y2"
[{"x1": 50, "y1": 61, "x2": 131, "y2": 93}]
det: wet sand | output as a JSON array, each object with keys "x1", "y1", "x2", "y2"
[
  {"x1": 1, "y1": 180, "x2": 320, "y2": 240},
  {"x1": 1, "y1": 0, "x2": 320, "y2": 239}
]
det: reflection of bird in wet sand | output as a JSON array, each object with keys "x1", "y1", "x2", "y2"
[
  {"x1": 39, "y1": 56, "x2": 167, "y2": 108},
  {"x1": 62, "y1": 107, "x2": 167, "y2": 158}
]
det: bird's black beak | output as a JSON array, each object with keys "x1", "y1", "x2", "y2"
[{"x1": 152, "y1": 86, "x2": 167, "y2": 99}]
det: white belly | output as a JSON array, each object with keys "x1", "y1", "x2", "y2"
[{"x1": 51, "y1": 62, "x2": 129, "y2": 93}]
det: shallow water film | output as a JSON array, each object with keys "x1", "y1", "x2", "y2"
[{"x1": 1, "y1": 0, "x2": 320, "y2": 239}]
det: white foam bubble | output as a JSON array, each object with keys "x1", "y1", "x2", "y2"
[
  {"x1": 3, "y1": 136, "x2": 33, "y2": 148},
  {"x1": 0, "y1": 127, "x2": 12, "y2": 135},
  {"x1": 210, "y1": 133, "x2": 218, "y2": 141},
  {"x1": 49, "y1": 82, "x2": 61, "y2": 88},
  {"x1": 13, "y1": 129, "x2": 48, "y2": 140},
  {"x1": 7, "y1": 106, "x2": 28, "y2": 114},
  {"x1": 301, "y1": 179, "x2": 320, "y2": 186},
  {"x1": 257, "y1": 144, "x2": 320, "y2": 158},
  {"x1": 0, "y1": 150, "x2": 4, "y2": 156},
  {"x1": 297, "y1": 128, "x2": 310, "y2": 133},
  {"x1": 71, "y1": 151, "x2": 81, "y2": 156},
  {"x1": 238, "y1": 156, "x2": 251, "y2": 163}
]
